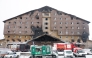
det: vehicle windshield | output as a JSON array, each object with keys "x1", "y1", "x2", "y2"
[
  {"x1": 78, "y1": 50, "x2": 84, "y2": 53},
  {"x1": 8, "y1": 52, "x2": 16, "y2": 55},
  {"x1": 65, "y1": 51, "x2": 72, "y2": 54},
  {"x1": 58, "y1": 54, "x2": 64, "y2": 56}
]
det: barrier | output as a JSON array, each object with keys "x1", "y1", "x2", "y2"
[{"x1": 86, "y1": 55, "x2": 92, "y2": 58}]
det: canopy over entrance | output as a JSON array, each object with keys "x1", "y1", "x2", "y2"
[{"x1": 27, "y1": 34, "x2": 65, "y2": 45}]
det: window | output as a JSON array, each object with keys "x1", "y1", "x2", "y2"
[
  {"x1": 25, "y1": 36, "x2": 27, "y2": 38},
  {"x1": 8, "y1": 26, "x2": 10, "y2": 29},
  {"x1": 25, "y1": 26, "x2": 27, "y2": 28},
  {"x1": 14, "y1": 22, "x2": 16, "y2": 24},
  {"x1": 54, "y1": 27, "x2": 56, "y2": 29},
  {"x1": 55, "y1": 13, "x2": 57, "y2": 15},
  {"x1": 25, "y1": 40, "x2": 27, "y2": 42},
  {"x1": 77, "y1": 22, "x2": 79, "y2": 24},
  {"x1": 26, "y1": 17, "x2": 27, "y2": 19},
  {"x1": 20, "y1": 22, "x2": 22, "y2": 24},
  {"x1": 31, "y1": 22, "x2": 33, "y2": 24},
  {"x1": 54, "y1": 18, "x2": 56, "y2": 20},
  {"x1": 45, "y1": 27, "x2": 48, "y2": 29},
  {"x1": 60, "y1": 36, "x2": 62, "y2": 38},
  {"x1": 45, "y1": 22, "x2": 48, "y2": 25},
  {"x1": 25, "y1": 31, "x2": 27, "y2": 33},
  {"x1": 65, "y1": 22, "x2": 68, "y2": 24},
  {"x1": 71, "y1": 32, "x2": 74, "y2": 34},
  {"x1": 77, "y1": 32, "x2": 80, "y2": 34},
  {"x1": 71, "y1": 27, "x2": 74, "y2": 29},
  {"x1": 60, "y1": 27, "x2": 62, "y2": 28},
  {"x1": 14, "y1": 31, "x2": 15, "y2": 33},
  {"x1": 32, "y1": 18, "x2": 34, "y2": 20},
  {"x1": 14, "y1": 26, "x2": 16, "y2": 28},
  {"x1": 19, "y1": 36, "x2": 21, "y2": 38},
  {"x1": 45, "y1": 32, "x2": 48, "y2": 34},
  {"x1": 20, "y1": 17, "x2": 22, "y2": 19},
  {"x1": 44, "y1": 13, "x2": 49, "y2": 16},
  {"x1": 66, "y1": 31, "x2": 68, "y2": 34},
  {"x1": 8, "y1": 36, "x2": 10, "y2": 38},
  {"x1": 65, "y1": 18, "x2": 68, "y2": 20},
  {"x1": 71, "y1": 17, "x2": 73, "y2": 20},
  {"x1": 45, "y1": 18, "x2": 48, "y2": 20},
  {"x1": 37, "y1": 22, "x2": 39, "y2": 24},
  {"x1": 60, "y1": 18, "x2": 62, "y2": 20},
  {"x1": 66, "y1": 36, "x2": 68, "y2": 38},
  {"x1": 60, "y1": 22, "x2": 62, "y2": 24},
  {"x1": 71, "y1": 22, "x2": 73, "y2": 24},
  {"x1": 83, "y1": 23, "x2": 85, "y2": 24},
  {"x1": 19, "y1": 26, "x2": 21, "y2": 28},
  {"x1": 60, "y1": 31, "x2": 62, "y2": 34},
  {"x1": 77, "y1": 27, "x2": 80, "y2": 29},
  {"x1": 19, "y1": 31, "x2": 21, "y2": 33},
  {"x1": 14, "y1": 36, "x2": 16, "y2": 38},
  {"x1": 83, "y1": 27, "x2": 85, "y2": 29},
  {"x1": 26, "y1": 22, "x2": 28, "y2": 24},
  {"x1": 54, "y1": 22, "x2": 56, "y2": 25},
  {"x1": 9, "y1": 22, "x2": 11, "y2": 24},
  {"x1": 66, "y1": 27, "x2": 68, "y2": 28},
  {"x1": 37, "y1": 26, "x2": 39, "y2": 28},
  {"x1": 8, "y1": 31, "x2": 10, "y2": 33}
]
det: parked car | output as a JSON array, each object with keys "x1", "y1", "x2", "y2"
[
  {"x1": 4, "y1": 51, "x2": 19, "y2": 58},
  {"x1": 64, "y1": 50, "x2": 74, "y2": 58},
  {"x1": 0, "y1": 50, "x2": 7, "y2": 58},
  {"x1": 74, "y1": 49, "x2": 87, "y2": 57}
]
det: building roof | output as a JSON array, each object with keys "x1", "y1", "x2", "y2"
[
  {"x1": 26, "y1": 34, "x2": 65, "y2": 44},
  {"x1": 3, "y1": 6, "x2": 90, "y2": 23}
]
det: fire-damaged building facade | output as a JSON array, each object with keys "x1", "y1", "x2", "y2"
[{"x1": 3, "y1": 6, "x2": 90, "y2": 46}]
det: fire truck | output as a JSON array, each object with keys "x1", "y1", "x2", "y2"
[{"x1": 53, "y1": 43, "x2": 82, "y2": 52}]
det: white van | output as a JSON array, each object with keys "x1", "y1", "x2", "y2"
[{"x1": 64, "y1": 50, "x2": 74, "y2": 58}]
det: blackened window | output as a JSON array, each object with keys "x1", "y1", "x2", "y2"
[
  {"x1": 45, "y1": 32, "x2": 48, "y2": 34},
  {"x1": 20, "y1": 26, "x2": 21, "y2": 28},
  {"x1": 60, "y1": 27, "x2": 62, "y2": 28},
  {"x1": 45, "y1": 18, "x2": 48, "y2": 20},
  {"x1": 9, "y1": 22, "x2": 11, "y2": 24},
  {"x1": 25, "y1": 26, "x2": 27, "y2": 28},
  {"x1": 45, "y1": 22, "x2": 48, "y2": 25},
  {"x1": 37, "y1": 26, "x2": 39, "y2": 28},
  {"x1": 37, "y1": 22, "x2": 39, "y2": 24},
  {"x1": 45, "y1": 27, "x2": 48, "y2": 29},
  {"x1": 14, "y1": 22, "x2": 16, "y2": 24},
  {"x1": 20, "y1": 17, "x2": 22, "y2": 19},
  {"x1": 77, "y1": 22, "x2": 79, "y2": 24},
  {"x1": 8, "y1": 31, "x2": 10, "y2": 33},
  {"x1": 8, "y1": 36, "x2": 10, "y2": 38}
]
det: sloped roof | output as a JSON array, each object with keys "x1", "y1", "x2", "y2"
[
  {"x1": 26, "y1": 34, "x2": 65, "y2": 44},
  {"x1": 3, "y1": 6, "x2": 90, "y2": 23}
]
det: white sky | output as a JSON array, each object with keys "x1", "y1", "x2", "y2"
[{"x1": 0, "y1": 0, "x2": 92, "y2": 40}]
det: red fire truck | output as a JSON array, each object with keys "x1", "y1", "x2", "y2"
[{"x1": 53, "y1": 43, "x2": 81, "y2": 52}]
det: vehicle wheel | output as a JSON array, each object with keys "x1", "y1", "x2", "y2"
[
  {"x1": 16, "y1": 55, "x2": 19, "y2": 58},
  {"x1": 10, "y1": 56, "x2": 12, "y2": 58}
]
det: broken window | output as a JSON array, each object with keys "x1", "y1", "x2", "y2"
[
  {"x1": 45, "y1": 22, "x2": 48, "y2": 25},
  {"x1": 8, "y1": 31, "x2": 10, "y2": 33},
  {"x1": 9, "y1": 22, "x2": 11, "y2": 24},
  {"x1": 37, "y1": 26, "x2": 39, "y2": 28},
  {"x1": 77, "y1": 22, "x2": 79, "y2": 24},
  {"x1": 8, "y1": 36, "x2": 10, "y2": 38},
  {"x1": 45, "y1": 27, "x2": 48, "y2": 29},
  {"x1": 20, "y1": 17, "x2": 22, "y2": 19},
  {"x1": 37, "y1": 22, "x2": 39, "y2": 24},
  {"x1": 45, "y1": 18, "x2": 48, "y2": 20}
]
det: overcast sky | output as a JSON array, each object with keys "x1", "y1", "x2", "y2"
[{"x1": 0, "y1": 0, "x2": 92, "y2": 40}]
